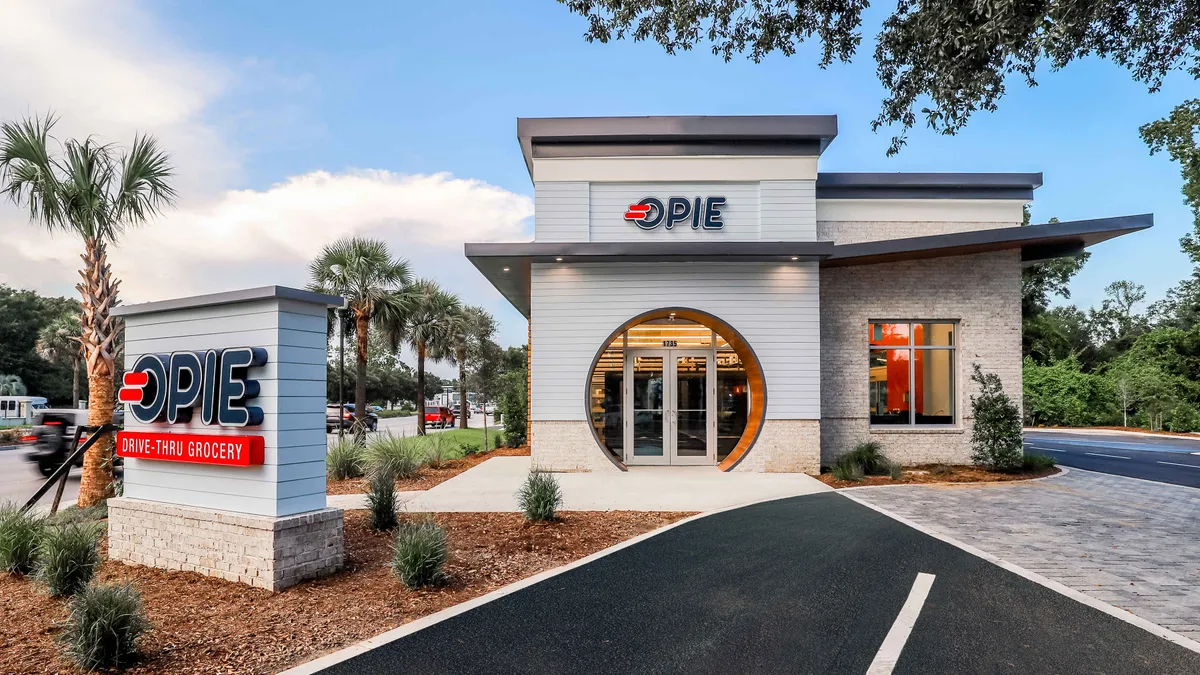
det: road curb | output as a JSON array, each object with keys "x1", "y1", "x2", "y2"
[{"x1": 840, "y1": 491, "x2": 1200, "y2": 656}]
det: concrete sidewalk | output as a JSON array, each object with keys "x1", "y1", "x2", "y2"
[{"x1": 384, "y1": 456, "x2": 830, "y2": 512}]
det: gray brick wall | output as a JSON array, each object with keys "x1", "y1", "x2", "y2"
[
  {"x1": 531, "y1": 421, "x2": 621, "y2": 471},
  {"x1": 730, "y1": 420, "x2": 820, "y2": 473},
  {"x1": 819, "y1": 251, "x2": 1022, "y2": 466},
  {"x1": 818, "y1": 218, "x2": 1017, "y2": 245},
  {"x1": 108, "y1": 497, "x2": 344, "y2": 591}
]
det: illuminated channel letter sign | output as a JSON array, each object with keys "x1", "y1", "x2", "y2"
[
  {"x1": 624, "y1": 197, "x2": 726, "y2": 231},
  {"x1": 115, "y1": 347, "x2": 268, "y2": 467}
]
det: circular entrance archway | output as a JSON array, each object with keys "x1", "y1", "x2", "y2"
[{"x1": 585, "y1": 308, "x2": 766, "y2": 471}]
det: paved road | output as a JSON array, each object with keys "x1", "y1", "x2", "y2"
[
  {"x1": 1025, "y1": 429, "x2": 1200, "y2": 488},
  {"x1": 0, "y1": 444, "x2": 81, "y2": 508},
  {"x1": 319, "y1": 493, "x2": 1200, "y2": 675}
]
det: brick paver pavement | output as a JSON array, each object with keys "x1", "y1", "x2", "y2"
[{"x1": 848, "y1": 468, "x2": 1200, "y2": 641}]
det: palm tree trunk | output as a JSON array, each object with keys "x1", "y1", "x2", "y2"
[
  {"x1": 71, "y1": 355, "x2": 80, "y2": 408},
  {"x1": 354, "y1": 313, "x2": 370, "y2": 445},
  {"x1": 458, "y1": 347, "x2": 468, "y2": 430},
  {"x1": 77, "y1": 238, "x2": 120, "y2": 507},
  {"x1": 416, "y1": 341, "x2": 427, "y2": 436}
]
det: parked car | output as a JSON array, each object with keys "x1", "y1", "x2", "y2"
[
  {"x1": 484, "y1": 402, "x2": 496, "y2": 415},
  {"x1": 424, "y1": 405, "x2": 455, "y2": 429},
  {"x1": 450, "y1": 404, "x2": 471, "y2": 420},
  {"x1": 23, "y1": 407, "x2": 124, "y2": 477},
  {"x1": 325, "y1": 404, "x2": 378, "y2": 433}
]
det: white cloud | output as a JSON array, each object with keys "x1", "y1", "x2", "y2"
[{"x1": 0, "y1": 0, "x2": 536, "y2": 365}]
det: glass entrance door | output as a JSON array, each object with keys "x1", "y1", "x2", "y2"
[
  {"x1": 672, "y1": 351, "x2": 714, "y2": 465},
  {"x1": 628, "y1": 352, "x2": 667, "y2": 464},
  {"x1": 624, "y1": 349, "x2": 714, "y2": 465}
]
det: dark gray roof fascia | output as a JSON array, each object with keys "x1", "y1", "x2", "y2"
[
  {"x1": 816, "y1": 172, "x2": 1044, "y2": 200},
  {"x1": 518, "y1": 115, "x2": 839, "y2": 178},
  {"x1": 112, "y1": 285, "x2": 345, "y2": 317},
  {"x1": 822, "y1": 214, "x2": 1151, "y2": 268}
]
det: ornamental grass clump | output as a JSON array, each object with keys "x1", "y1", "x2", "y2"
[
  {"x1": 367, "y1": 433, "x2": 424, "y2": 480},
  {"x1": 327, "y1": 438, "x2": 365, "y2": 481},
  {"x1": 366, "y1": 467, "x2": 399, "y2": 532},
  {"x1": 0, "y1": 503, "x2": 45, "y2": 575},
  {"x1": 969, "y1": 364, "x2": 1024, "y2": 472},
  {"x1": 391, "y1": 519, "x2": 447, "y2": 589},
  {"x1": 59, "y1": 582, "x2": 150, "y2": 670},
  {"x1": 36, "y1": 521, "x2": 102, "y2": 596},
  {"x1": 831, "y1": 441, "x2": 898, "y2": 481},
  {"x1": 1022, "y1": 453, "x2": 1057, "y2": 472},
  {"x1": 517, "y1": 470, "x2": 562, "y2": 522}
]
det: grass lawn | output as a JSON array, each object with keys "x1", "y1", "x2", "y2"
[{"x1": 431, "y1": 427, "x2": 505, "y2": 456}]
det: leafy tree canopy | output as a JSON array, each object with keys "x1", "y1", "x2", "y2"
[{"x1": 560, "y1": 0, "x2": 1200, "y2": 153}]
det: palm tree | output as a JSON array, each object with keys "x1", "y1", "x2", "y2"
[
  {"x1": 37, "y1": 313, "x2": 84, "y2": 407},
  {"x1": 384, "y1": 279, "x2": 460, "y2": 435},
  {"x1": 309, "y1": 237, "x2": 411, "y2": 443},
  {"x1": 0, "y1": 114, "x2": 174, "y2": 507},
  {"x1": 448, "y1": 306, "x2": 496, "y2": 429},
  {"x1": 0, "y1": 374, "x2": 27, "y2": 396}
]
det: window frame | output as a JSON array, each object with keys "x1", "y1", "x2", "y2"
[{"x1": 868, "y1": 320, "x2": 958, "y2": 428}]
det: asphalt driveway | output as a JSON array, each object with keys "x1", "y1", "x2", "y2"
[{"x1": 317, "y1": 492, "x2": 1200, "y2": 674}]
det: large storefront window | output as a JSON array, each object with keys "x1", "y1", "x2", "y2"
[{"x1": 869, "y1": 322, "x2": 955, "y2": 425}]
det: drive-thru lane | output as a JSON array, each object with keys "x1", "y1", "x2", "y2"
[
  {"x1": 316, "y1": 493, "x2": 1200, "y2": 675},
  {"x1": 1025, "y1": 429, "x2": 1200, "y2": 488}
]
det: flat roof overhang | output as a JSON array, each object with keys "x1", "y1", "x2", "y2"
[
  {"x1": 469, "y1": 214, "x2": 1152, "y2": 318},
  {"x1": 518, "y1": 115, "x2": 839, "y2": 178}
]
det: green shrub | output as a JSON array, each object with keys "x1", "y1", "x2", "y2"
[
  {"x1": 48, "y1": 504, "x2": 108, "y2": 527},
  {"x1": 327, "y1": 438, "x2": 365, "y2": 481},
  {"x1": 930, "y1": 463, "x2": 953, "y2": 476},
  {"x1": 1022, "y1": 453, "x2": 1057, "y2": 471},
  {"x1": 367, "y1": 433, "x2": 424, "y2": 480},
  {"x1": 366, "y1": 468, "x2": 398, "y2": 532},
  {"x1": 35, "y1": 522, "x2": 102, "y2": 596},
  {"x1": 391, "y1": 519, "x2": 447, "y2": 589},
  {"x1": 459, "y1": 442, "x2": 482, "y2": 457},
  {"x1": 830, "y1": 456, "x2": 865, "y2": 481},
  {"x1": 829, "y1": 441, "x2": 898, "y2": 481},
  {"x1": 59, "y1": 582, "x2": 150, "y2": 670},
  {"x1": 497, "y1": 369, "x2": 527, "y2": 448},
  {"x1": 517, "y1": 470, "x2": 562, "y2": 522},
  {"x1": 970, "y1": 364, "x2": 1024, "y2": 471},
  {"x1": 887, "y1": 461, "x2": 902, "y2": 479},
  {"x1": 424, "y1": 434, "x2": 449, "y2": 469},
  {"x1": 0, "y1": 503, "x2": 45, "y2": 574}
]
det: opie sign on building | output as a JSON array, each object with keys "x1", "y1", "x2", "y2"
[{"x1": 106, "y1": 286, "x2": 345, "y2": 591}]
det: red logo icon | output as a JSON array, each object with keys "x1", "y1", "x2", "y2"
[
  {"x1": 624, "y1": 203, "x2": 653, "y2": 221},
  {"x1": 118, "y1": 371, "x2": 150, "y2": 403}
]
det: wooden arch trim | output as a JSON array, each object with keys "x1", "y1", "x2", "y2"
[{"x1": 583, "y1": 307, "x2": 767, "y2": 472}]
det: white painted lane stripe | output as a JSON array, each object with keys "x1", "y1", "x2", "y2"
[
  {"x1": 1026, "y1": 445, "x2": 1064, "y2": 453},
  {"x1": 840, "y1": 492, "x2": 1200, "y2": 655},
  {"x1": 1157, "y1": 461, "x2": 1200, "y2": 470},
  {"x1": 1192, "y1": 452, "x2": 1200, "y2": 456},
  {"x1": 866, "y1": 573, "x2": 936, "y2": 675},
  {"x1": 1085, "y1": 452, "x2": 1131, "y2": 460}
]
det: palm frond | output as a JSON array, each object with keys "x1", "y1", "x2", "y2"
[
  {"x1": 0, "y1": 114, "x2": 66, "y2": 231},
  {"x1": 113, "y1": 133, "x2": 176, "y2": 237}
]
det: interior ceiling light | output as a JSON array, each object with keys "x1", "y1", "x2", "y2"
[
  {"x1": 790, "y1": 256, "x2": 799, "y2": 261},
  {"x1": 502, "y1": 267, "x2": 510, "y2": 272},
  {"x1": 555, "y1": 257, "x2": 563, "y2": 262}
]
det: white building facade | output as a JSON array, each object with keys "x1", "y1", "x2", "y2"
[{"x1": 468, "y1": 116, "x2": 1150, "y2": 473}]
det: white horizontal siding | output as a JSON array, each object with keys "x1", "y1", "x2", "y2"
[
  {"x1": 760, "y1": 180, "x2": 816, "y2": 241},
  {"x1": 534, "y1": 182, "x2": 589, "y2": 242},
  {"x1": 589, "y1": 182, "x2": 761, "y2": 241},
  {"x1": 121, "y1": 298, "x2": 329, "y2": 517},
  {"x1": 530, "y1": 262, "x2": 820, "y2": 421}
]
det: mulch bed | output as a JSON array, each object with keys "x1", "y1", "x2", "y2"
[
  {"x1": 0, "y1": 509, "x2": 691, "y2": 675},
  {"x1": 327, "y1": 446, "x2": 531, "y2": 495},
  {"x1": 817, "y1": 464, "x2": 1060, "y2": 489}
]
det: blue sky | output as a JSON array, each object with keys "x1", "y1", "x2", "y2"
[{"x1": 1, "y1": 1, "x2": 1194, "y2": 365}]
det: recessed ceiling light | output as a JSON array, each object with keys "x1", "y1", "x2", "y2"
[
  {"x1": 502, "y1": 267, "x2": 510, "y2": 272},
  {"x1": 555, "y1": 257, "x2": 563, "y2": 262},
  {"x1": 790, "y1": 256, "x2": 799, "y2": 261}
]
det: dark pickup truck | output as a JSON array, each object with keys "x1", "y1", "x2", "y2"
[{"x1": 22, "y1": 408, "x2": 123, "y2": 477}]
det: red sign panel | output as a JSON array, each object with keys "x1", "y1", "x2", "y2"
[{"x1": 116, "y1": 431, "x2": 264, "y2": 466}]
